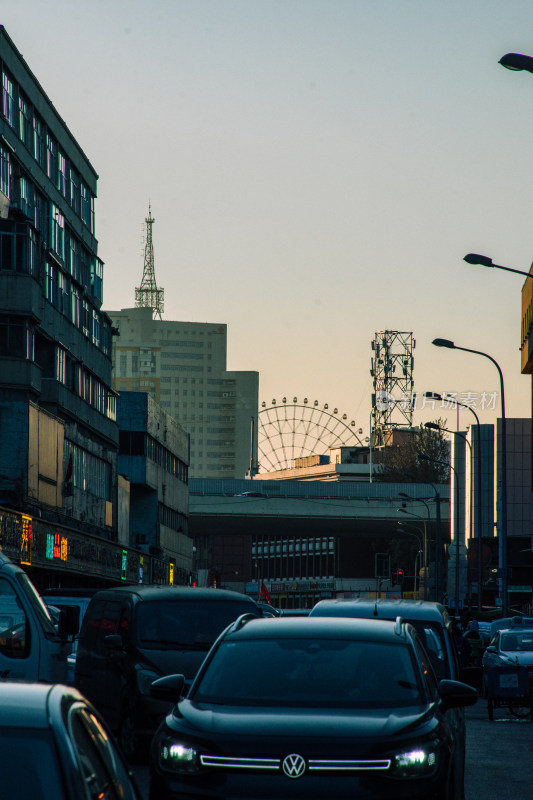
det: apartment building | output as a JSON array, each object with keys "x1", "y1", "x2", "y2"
[
  {"x1": 0, "y1": 26, "x2": 122, "y2": 586},
  {"x1": 107, "y1": 306, "x2": 258, "y2": 479}
]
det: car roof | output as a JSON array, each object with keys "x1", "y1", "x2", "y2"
[
  {"x1": 224, "y1": 615, "x2": 414, "y2": 643},
  {"x1": 311, "y1": 598, "x2": 450, "y2": 625},
  {"x1": 88, "y1": 585, "x2": 259, "y2": 604},
  {"x1": 0, "y1": 683, "x2": 84, "y2": 727}
]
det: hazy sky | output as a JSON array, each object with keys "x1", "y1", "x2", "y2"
[{"x1": 5, "y1": 0, "x2": 533, "y2": 435}]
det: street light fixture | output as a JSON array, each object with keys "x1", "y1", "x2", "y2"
[
  {"x1": 499, "y1": 53, "x2": 533, "y2": 73},
  {"x1": 404, "y1": 461, "x2": 444, "y2": 602},
  {"x1": 464, "y1": 253, "x2": 533, "y2": 280},
  {"x1": 431, "y1": 338, "x2": 508, "y2": 615},
  {"x1": 424, "y1": 391, "x2": 484, "y2": 609}
]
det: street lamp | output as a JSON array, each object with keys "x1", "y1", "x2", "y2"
[
  {"x1": 403, "y1": 467, "x2": 443, "y2": 602},
  {"x1": 432, "y1": 338, "x2": 508, "y2": 615},
  {"x1": 464, "y1": 253, "x2": 533, "y2": 280},
  {"x1": 424, "y1": 392, "x2": 484, "y2": 609},
  {"x1": 397, "y1": 506, "x2": 430, "y2": 599},
  {"x1": 499, "y1": 53, "x2": 533, "y2": 73},
  {"x1": 424, "y1": 429, "x2": 468, "y2": 613}
]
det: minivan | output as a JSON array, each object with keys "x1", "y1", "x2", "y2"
[{"x1": 74, "y1": 585, "x2": 262, "y2": 760}]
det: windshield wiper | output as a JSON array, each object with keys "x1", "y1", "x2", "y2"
[{"x1": 139, "y1": 638, "x2": 212, "y2": 650}]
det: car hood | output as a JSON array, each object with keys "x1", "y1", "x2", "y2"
[{"x1": 169, "y1": 700, "x2": 434, "y2": 742}]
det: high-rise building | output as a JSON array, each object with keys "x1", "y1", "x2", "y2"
[
  {"x1": 0, "y1": 26, "x2": 122, "y2": 587},
  {"x1": 107, "y1": 306, "x2": 258, "y2": 479}
]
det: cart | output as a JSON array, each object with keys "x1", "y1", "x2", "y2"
[{"x1": 486, "y1": 665, "x2": 533, "y2": 721}]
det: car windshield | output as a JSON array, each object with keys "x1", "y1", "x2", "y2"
[
  {"x1": 0, "y1": 729, "x2": 66, "y2": 799},
  {"x1": 501, "y1": 631, "x2": 533, "y2": 652},
  {"x1": 135, "y1": 600, "x2": 256, "y2": 649},
  {"x1": 193, "y1": 638, "x2": 423, "y2": 708}
]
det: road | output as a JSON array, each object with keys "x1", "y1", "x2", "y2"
[{"x1": 132, "y1": 700, "x2": 533, "y2": 799}]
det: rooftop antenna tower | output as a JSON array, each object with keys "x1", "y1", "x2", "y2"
[
  {"x1": 370, "y1": 330, "x2": 416, "y2": 446},
  {"x1": 135, "y1": 203, "x2": 164, "y2": 320}
]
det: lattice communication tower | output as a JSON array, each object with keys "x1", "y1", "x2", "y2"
[
  {"x1": 370, "y1": 331, "x2": 415, "y2": 444},
  {"x1": 135, "y1": 204, "x2": 164, "y2": 320}
]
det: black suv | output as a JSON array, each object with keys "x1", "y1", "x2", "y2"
[
  {"x1": 75, "y1": 585, "x2": 261, "y2": 760},
  {"x1": 149, "y1": 615, "x2": 477, "y2": 800}
]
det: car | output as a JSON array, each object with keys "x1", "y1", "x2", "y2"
[
  {"x1": 482, "y1": 626, "x2": 533, "y2": 686},
  {"x1": 0, "y1": 681, "x2": 142, "y2": 800},
  {"x1": 148, "y1": 615, "x2": 477, "y2": 800},
  {"x1": 310, "y1": 599, "x2": 463, "y2": 683},
  {"x1": 75, "y1": 585, "x2": 262, "y2": 761}
]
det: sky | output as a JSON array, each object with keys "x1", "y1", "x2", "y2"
[{"x1": 4, "y1": 0, "x2": 533, "y2": 438}]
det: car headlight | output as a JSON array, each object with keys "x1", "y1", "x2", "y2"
[
  {"x1": 390, "y1": 744, "x2": 439, "y2": 778},
  {"x1": 156, "y1": 733, "x2": 202, "y2": 774},
  {"x1": 136, "y1": 668, "x2": 160, "y2": 695}
]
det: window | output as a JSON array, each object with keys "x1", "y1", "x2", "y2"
[
  {"x1": 80, "y1": 182, "x2": 91, "y2": 228},
  {"x1": 0, "y1": 577, "x2": 28, "y2": 659},
  {"x1": 49, "y1": 204, "x2": 64, "y2": 260},
  {"x1": 19, "y1": 176, "x2": 32, "y2": 219},
  {"x1": 56, "y1": 346, "x2": 66, "y2": 384},
  {"x1": 2, "y1": 71, "x2": 15, "y2": 129},
  {"x1": 18, "y1": 93, "x2": 31, "y2": 147},
  {"x1": 33, "y1": 115, "x2": 44, "y2": 166},
  {"x1": 57, "y1": 151, "x2": 67, "y2": 196},
  {"x1": 0, "y1": 316, "x2": 27, "y2": 358},
  {"x1": 0, "y1": 146, "x2": 12, "y2": 198},
  {"x1": 91, "y1": 258, "x2": 103, "y2": 303},
  {"x1": 45, "y1": 263, "x2": 56, "y2": 305},
  {"x1": 69, "y1": 167, "x2": 79, "y2": 213},
  {"x1": 46, "y1": 134, "x2": 57, "y2": 183}
]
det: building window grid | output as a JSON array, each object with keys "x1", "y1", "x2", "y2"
[
  {"x1": 2, "y1": 70, "x2": 15, "y2": 128},
  {"x1": 251, "y1": 536, "x2": 336, "y2": 581},
  {"x1": 0, "y1": 146, "x2": 12, "y2": 198}
]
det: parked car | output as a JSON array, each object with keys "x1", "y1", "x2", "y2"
[
  {"x1": 0, "y1": 681, "x2": 141, "y2": 799},
  {"x1": 75, "y1": 585, "x2": 262, "y2": 760},
  {"x1": 149, "y1": 615, "x2": 477, "y2": 800}
]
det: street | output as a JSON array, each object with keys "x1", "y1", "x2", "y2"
[{"x1": 132, "y1": 699, "x2": 533, "y2": 799}]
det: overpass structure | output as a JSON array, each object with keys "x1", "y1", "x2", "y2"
[{"x1": 189, "y1": 479, "x2": 450, "y2": 538}]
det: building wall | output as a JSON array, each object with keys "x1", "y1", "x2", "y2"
[
  {"x1": 108, "y1": 307, "x2": 258, "y2": 479},
  {"x1": 117, "y1": 391, "x2": 190, "y2": 570},
  {"x1": 0, "y1": 27, "x2": 118, "y2": 548}
]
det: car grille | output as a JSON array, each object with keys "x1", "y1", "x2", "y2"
[{"x1": 200, "y1": 755, "x2": 391, "y2": 772}]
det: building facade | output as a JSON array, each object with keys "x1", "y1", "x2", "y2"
[
  {"x1": 0, "y1": 27, "x2": 130, "y2": 587},
  {"x1": 117, "y1": 392, "x2": 191, "y2": 582},
  {"x1": 107, "y1": 306, "x2": 258, "y2": 479}
]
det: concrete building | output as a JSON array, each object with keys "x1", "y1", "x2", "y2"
[
  {"x1": 117, "y1": 392, "x2": 191, "y2": 583},
  {"x1": 0, "y1": 27, "x2": 128, "y2": 587},
  {"x1": 107, "y1": 306, "x2": 258, "y2": 479}
]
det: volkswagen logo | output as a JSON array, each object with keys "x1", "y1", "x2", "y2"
[{"x1": 282, "y1": 753, "x2": 306, "y2": 779}]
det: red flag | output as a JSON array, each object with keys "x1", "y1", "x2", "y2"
[{"x1": 259, "y1": 581, "x2": 272, "y2": 605}]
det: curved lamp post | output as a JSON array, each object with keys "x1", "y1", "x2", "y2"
[
  {"x1": 432, "y1": 338, "x2": 508, "y2": 615},
  {"x1": 464, "y1": 253, "x2": 533, "y2": 280},
  {"x1": 499, "y1": 53, "x2": 533, "y2": 73},
  {"x1": 405, "y1": 461, "x2": 444, "y2": 602},
  {"x1": 398, "y1": 499, "x2": 431, "y2": 600}
]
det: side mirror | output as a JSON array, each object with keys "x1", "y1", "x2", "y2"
[
  {"x1": 150, "y1": 674, "x2": 186, "y2": 703},
  {"x1": 103, "y1": 634, "x2": 124, "y2": 650},
  {"x1": 438, "y1": 679, "x2": 478, "y2": 710},
  {"x1": 485, "y1": 645, "x2": 497, "y2": 654}
]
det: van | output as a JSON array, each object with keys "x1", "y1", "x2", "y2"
[
  {"x1": 75, "y1": 585, "x2": 262, "y2": 760},
  {"x1": 0, "y1": 552, "x2": 77, "y2": 683}
]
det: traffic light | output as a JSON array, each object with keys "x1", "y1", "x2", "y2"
[{"x1": 396, "y1": 568, "x2": 404, "y2": 585}]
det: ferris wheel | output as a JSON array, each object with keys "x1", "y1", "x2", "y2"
[{"x1": 257, "y1": 397, "x2": 365, "y2": 474}]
